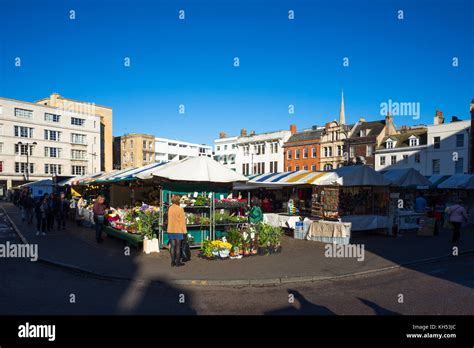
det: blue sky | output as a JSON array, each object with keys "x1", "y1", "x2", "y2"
[{"x1": 1, "y1": 0, "x2": 473, "y2": 144}]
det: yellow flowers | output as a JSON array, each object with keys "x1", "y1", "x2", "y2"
[{"x1": 210, "y1": 240, "x2": 232, "y2": 250}]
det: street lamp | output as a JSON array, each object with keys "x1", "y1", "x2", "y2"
[{"x1": 17, "y1": 141, "x2": 37, "y2": 182}]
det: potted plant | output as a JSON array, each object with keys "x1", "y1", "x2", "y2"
[{"x1": 137, "y1": 204, "x2": 160, "y2": 254}]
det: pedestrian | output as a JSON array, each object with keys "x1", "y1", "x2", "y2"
[
  {"x1": 167, "y1": 195, "x2": 187, "y2": 267},
  {"x1": 25, "y1": 192, "x2": 35, "y2": 224},
  {"x1": 445, "y1": 199, "x2": 469, "y2": 243},
  {"x1": 415, "y1": 192, "x2": 428, "y2": 213},
  {"x1": 93, "y1": 195, "x2": 108, "y2": 243},
  {"x1": 20, "y1": 190, "x2": 28, "y2": 222},
  {"x1": 55, "y1": 192, "x2": 70, "y2": 230},
  {"x1": 35, "y1": 196, "x2": 48, "y2": 236},
  {"x1": 46, "y1": 193, "x2": 56, "y2": 232}
]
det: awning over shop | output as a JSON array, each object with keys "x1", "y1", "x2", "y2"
[
  {"x1": 381, "y1": 168, "x2": 431, "y2": 188},
  {"x1": 312, "y1": 166, "x2": 392, "y2": 187}
]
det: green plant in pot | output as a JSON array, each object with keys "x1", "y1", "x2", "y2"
[{"x1": 227, "y1": 228, "x2": 243, "y2": 251}]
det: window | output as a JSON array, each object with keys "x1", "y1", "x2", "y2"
[
  {"x1": 130, "y1": 140, "x2": 133, "y2": 149},
  {"x1": 455, "y1": 158, "x2": 464, "y2": 174},
  {"x1": 44, "y1": 130, "x2": 61, "y2": 141},
  {"x1": 391, "y1": 155, "x2": 397, "y2": 165},
  {"x1": 403, "y1": 155, "x2": 408, "y2": 163},
  {"x1": 324, "y1": 164, "x2": 333, "y2": 171},
  {"x1": 224, "y1": 145, "x2": 228, "y2": 150},
  {"x1": 0, "y1": 161, "x2": 3, "y2": 173},
  {"x1": 217, "y1": 146, "x2": 220, "y2": 151},
  {"x1": 272, "y1": 142, "x2": 278, "y2": 153},
  {"x1": 366, "y1": 145, "x2": 374, "y2": 157},
  {"x1": 409, "y1": 137, "x2": 419, "y2": 147},
  {"x1": 386, "y1": 140, "x2": 394, "y2": 149},
  {"x1": 303, "y1": 165, "x2": 308, "y2": 170},
  {"x1": 45, "y1": 164, "x2": 62, "y2": 175},
  {"x1": 328, "y1": 147, "x2": 333, "y2": 157},
  {"x1": 311, "y1": 165, "x2": 316, "y2": 172},
  {"x1": 337, "y1": 145, "x2": 343, "y2": 157},
  {"x1": 232, "y1": 144, "x2": 236, "y2": 149},
  {"x1": 45, "y1": 113, "x2": 60, "y2": 122},
  {"x1": 14, "y1": 126, "x2": 33, "y2": 138},
  {"x1": 14, "y1": 108, "x2": 33, "y2": 118},
  {"x1": 287, "y1": 150, "x2": 292, "y2": 160},
  {"x1": 295, "y1": 149, "x2": 300, "y2": 159},
  {"x1": 360, "y1": 129, "x2": 366, "y2": 137},
  {"x1": 71, "y1": 166, "x2": 86, "y2": 176},
  {"x1": 270, "y1": 161, "x2": 273, "y2": 173},
  {"x1": 312, "y1": 147, "x2": 317, "y2": 158},
  {"x1": 350, "y1": 146, "x2": 355, "y2": 158},
  {"x1": 303, "y1": 148, "x2": 308, "y2": 159},
  {"x1": 261, "y1": 162, "x2": 265, "y2": 173},
  {"x1": 44, "y1": 147, "x2": 61, "y2": 158},
  {"x1": 272, "y1": 161, "x2": 278, "y2": 173},
  {"x1": 287, "y1": 166, "x2": 291, "y2": 171},
  {"x1": 380, "y1": 156, "x2": 386, "y2": 165},
  {"x1": 15, "y1": 162, "x2": 34, "y2": 174},
  {"x1": 433, "y1": 136, "x2": 440, "y2": 149},
  {"x1": 432, "y1": 159, "x2": 440, "y2": 174},
  {"x1": 15, "y1": 144, "x2": 33, "y2": 156},
  {"x1": 71, "y1": 133, "x2": 86, "y2": 144},
  {"x1": 143, "y1": 140, "x2": 147, "y2": 149},
  {"x1": 295, "y1": 165, "x2": 300, "y2": 171},
  {"x1": 0, "y1": 142, "x2": 3, "y2": 154},
  {"x1": 71, "y1": 149, "x2": 86, "y2": 160},
  {"x1": 456, "y1": 134, "x2": 464, "y2": 148},
  {"x1": 415, "y1": 153, "x2": 420, "y2": 163}
]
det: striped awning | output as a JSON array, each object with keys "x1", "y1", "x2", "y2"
[
  {"x1": 248, "y1": 170, "x2": 330, "y2": 186},
  {"x1": 58, "y1": 172, "x2": 104, "y2": 186},
  {"x1": 93, "y1": 162, "x2": 167, "y2": 184}
]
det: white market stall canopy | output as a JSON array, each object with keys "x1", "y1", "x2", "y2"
[
  {"x1": 136, "y1": 156, "x2": 248, "y2": 183},
  {"x1": 437, "y1": 174, "x2": 474, "y2": 189},
  {"x1": 93, "y1": 162, "x2": 167, "y2": 184},
  {"x1": 311, "y1": 166, "x2": 392, "y2": 186},
  {"x1": 57, "y1": 172, "x2": 105, "y2": 186},
  {"x1": 381, "y1": 168, "x2": 431, "y2": 188}
]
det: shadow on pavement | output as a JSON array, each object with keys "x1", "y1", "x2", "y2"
[
  {"x1": 264, "y1": 289, "x2": 335, "y2": 315},
  {"x1": 357, "y1": 297, "x2": 400, "y2": 315}
]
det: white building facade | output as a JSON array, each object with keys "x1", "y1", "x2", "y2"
[
  {"x1": 375, "y1": 119, "x2": 470, "y2": 176},
  {"x1": 426, "y1": 120, "x2": 470, "y2": 176},
  {"x1": 0, "y1": 97, "x2": 101, "y2": 192},
  {"x1": 154, "y1": 137, "x2": 212, "y2": 163},
  {"x1": 213, "y1": 136, "x2": 238, "y2": 171},
  {"x1": 236, "y1": 129, "x2": 292, "y2": 176}
]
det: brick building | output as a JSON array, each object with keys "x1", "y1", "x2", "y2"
[{"x1": 283, "y1": 125, "x2": 324, "y2": 171}]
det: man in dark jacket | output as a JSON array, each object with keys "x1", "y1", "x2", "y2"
[{"x1": 55, "y1": 192, "x2": 70, "y2": 230}]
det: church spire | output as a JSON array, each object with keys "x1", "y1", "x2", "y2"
[{"x1": 339, "y1": 90, "x2": 345, "y2": 125}]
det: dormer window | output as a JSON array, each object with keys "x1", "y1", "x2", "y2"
[
  {"x1": 386, "y1": 139, "x2": 394, "y2": 149},
  {"x1": 360, "y1": 129, "x2": 366, "y2": 137},
  {"x1": 409, "y1": 136, "x2": 419, "y2": 147}
]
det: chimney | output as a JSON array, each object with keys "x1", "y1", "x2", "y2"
[
  {"x1": 290, "y1": 124, "x2": 297, "y2": 134},
  {"x1": 359, "y1": 117, "x2": 366, "y2": 123},
  {"x1": 339, "y1": 91, "x2": 345, "y2": 125},
  {"x1": 240, "y1": 128, "x2": 247, "y2": 137},
  {"x1": 434, "y1": 110, "x2": 444, "y2": 125},
  {"x1": 219, "y1": 131, "x2": 227, "y2": 139},
  {"x1": 250, "y1": 130, "x2": 256, "y2": 136},
  {"x1": 451, "y1": 116, "x2": 459, "y2": 123}
]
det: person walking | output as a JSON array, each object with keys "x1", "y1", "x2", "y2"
[
  {"x1": 446, "y1": 199, "x2": 469, "y2": 243},
  {"x1": 25, "y1": 192, "x2": 35, "y2": 224},
  {"x1": 55, "y1": 192, "x2": 70, "y2": 230},
  {"x1": 93, "y1": 195, "x2": 108, "y2": 243},
  {"x1": 167, "y1": 195, "x2": 187, "y2": 267},
  {"x1": 46, "y1": 193, "x2": 56, "y2": 232},
  {"x1": 35, "y1": 196, "x2": 49, "y2": 236}
]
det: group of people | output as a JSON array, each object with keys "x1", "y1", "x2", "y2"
[{"x1": 16, "y1": 188, "x2": 71, "y2": 236}]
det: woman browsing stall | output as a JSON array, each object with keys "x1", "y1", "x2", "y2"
[{"x1": 167, "y1": 195, "x2": 187, "y2": 267}]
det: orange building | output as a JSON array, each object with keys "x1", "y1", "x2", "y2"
[{"x1": 283, "y1": 125, "x2": 324, "y2": 172}]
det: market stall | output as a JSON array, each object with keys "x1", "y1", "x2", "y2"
[{"x1": 135, "y1": 156, "x2": 250, "y2": 249}]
